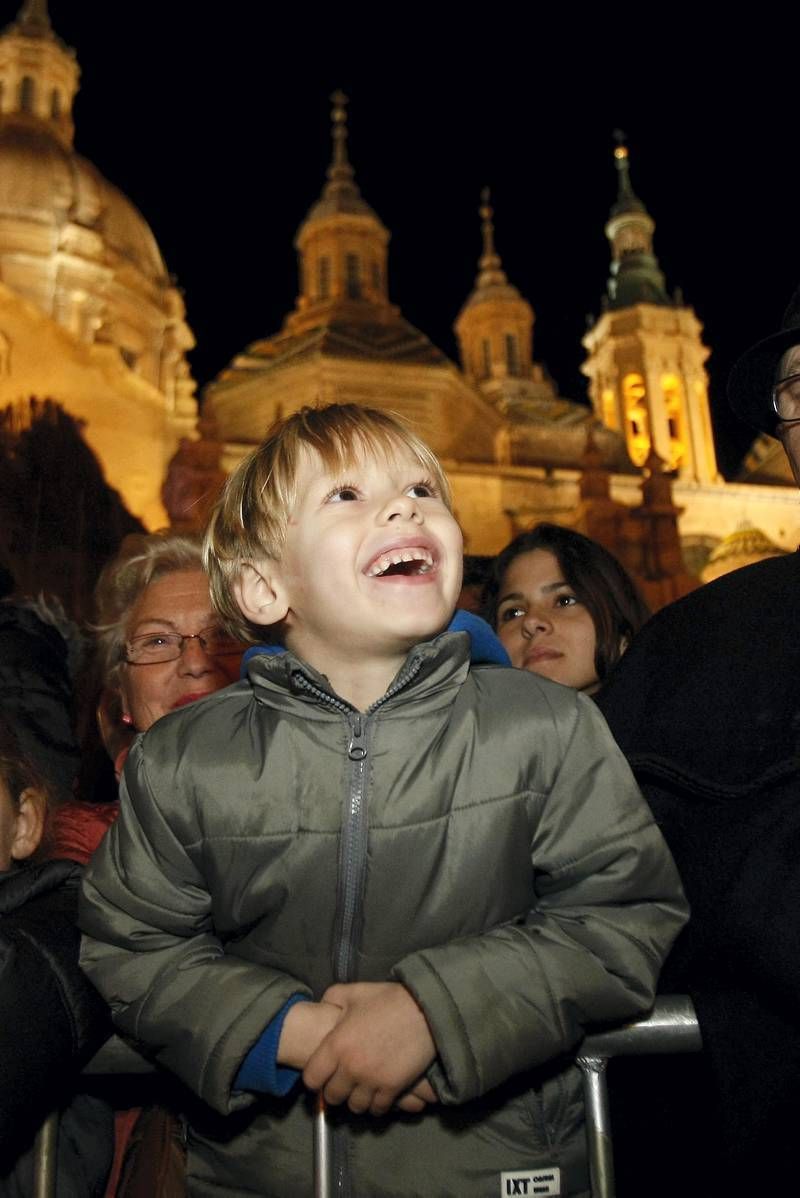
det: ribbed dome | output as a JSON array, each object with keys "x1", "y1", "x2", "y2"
[{"x1": 0, "y1": 120, "x2": 167, "y2": 281}]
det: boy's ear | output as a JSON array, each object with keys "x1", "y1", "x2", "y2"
[
  {"x1": 234, "y1": 561, "x2": 290, "y2": 628},
  {"x1": 11, "y1": 787, "x2": 47, "y2": 862}
]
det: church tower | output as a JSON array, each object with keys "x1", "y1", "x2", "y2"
[
  {"x1": 582, "y1": 138, "x2": 718, "y2": 483},
  {"x1": 455, "y1": 190, "x2": 557, "y2": 417},
  {"x1": 0, "y1": 0, "x2": 78, "y2": 146},
  {"x1": 285, "y1": 90, "x2": 397, "y2": 336}
]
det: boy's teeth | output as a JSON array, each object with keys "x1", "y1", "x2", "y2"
[{"x1": 367, "y1": 548, "x2": 434, "y2": 576}]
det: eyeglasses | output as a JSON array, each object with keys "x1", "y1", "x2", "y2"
[
  {"x1": 772, "y1": 372, "x2": 800, "y2": 424},
  {"x1": 123, "y1": 626, "x2": 242, "y2": 665}
]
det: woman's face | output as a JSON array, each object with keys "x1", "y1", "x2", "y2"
[
  {"x1": 119, "y1": 568, "x2": 243, "y2": 732},
  {"x1": 495, "y1": 548, "x2": 600, "y2": 692}
]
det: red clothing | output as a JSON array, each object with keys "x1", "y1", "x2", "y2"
[{"x1": 47, "y1": 799, "x2": 119, "y2": 866}]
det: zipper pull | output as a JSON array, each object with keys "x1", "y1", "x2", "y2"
[{"x1": 348, "y1": 714, "x2": 367, "y2": 760}]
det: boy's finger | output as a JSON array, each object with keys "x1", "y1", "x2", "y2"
[
  {"x1": 395, "y1": 1093, "x2": 427, "y2": 1113},
  {"x1": 346, "y1": 1084, "x2": 374, "y2": 1114},
  {"x1": 302, "y1": 1044, "x2": 337, "y2": 1092}
]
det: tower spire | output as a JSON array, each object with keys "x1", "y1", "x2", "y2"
[
  {"x1": 328, "y1": 89, "x2": 354, "y2": 183},
  {"x1": 603, "y1": 134, "x2": 669, "y2": 308},
  {"x1": 474, "y1": 187, "x2": 510, "y2": 289},
  {"x1": 611, "y1": 129, "x2": 645, "y2": 215},
  {"x1": 290, "y1": 92, "x2": 391, "y2": 330},
  {"x1": 14, "y1": 0, "x2": 51, "y2": 34},
  {"x1": 455, "y1": 188, "x2": 538, "y2": 394}
]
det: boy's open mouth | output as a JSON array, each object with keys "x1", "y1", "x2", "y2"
[{"x1": 365, "y1": 547, "x2": 436, "y2": 578}]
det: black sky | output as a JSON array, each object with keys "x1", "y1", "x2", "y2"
[{"x1": 19, "y1": 3, "x2": 799, "y2": 475}]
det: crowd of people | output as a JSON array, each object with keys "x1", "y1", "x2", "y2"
[{"x1": 0, "y1": 291, "x2": 798, "y2": 1196}]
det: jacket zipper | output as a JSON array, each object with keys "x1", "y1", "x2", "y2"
[{"x1": 293, "y1": 660, "x2": 422, "y2": 1198}]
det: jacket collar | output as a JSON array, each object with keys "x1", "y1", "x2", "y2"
[{"x1": 246, "y1": 629, "x2": 480, "y2": 718}]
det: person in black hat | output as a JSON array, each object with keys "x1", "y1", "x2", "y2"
[
  {"x1": 595, "y1": 289, "x2": 800, "y2": 1197},
  {"x1": 728, "y1": 282, "x2": 800, "y2": 468}
]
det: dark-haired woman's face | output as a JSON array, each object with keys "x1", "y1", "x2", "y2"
[{"x1": 495, "y1": 549, "x2": 599, "y2": 692}]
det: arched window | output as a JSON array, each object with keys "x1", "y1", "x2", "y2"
[
  {"x1": 19, "y1": 75, "x2": 35, "y2": 113},
  {"x1": 505, "y1": 334, "x2": 520, "y2": 377},
  {"x1": 481, "y1": 339, "x2": 492, "y2": 379},
  {"x1": 622, "y1": 372, "x2": 650, "y2": 466},
  {"x1": 345, "y1": 253, "x2": 361, "y2": 299},
  {"x1": 662, "y1": 373, "x2": 687, "y2": 469},
  {"x1": 50, "y1": 89, "x2": 61, "y2": 119},
  {"x1": 317, "y1": 256, "x2": 331, "y2": 301},
  {"x1": 371, "y1": 262, "x2": 382, "y2": 292}
]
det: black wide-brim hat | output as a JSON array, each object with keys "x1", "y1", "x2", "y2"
[{"x1": 728, "y1": 284, "x2": 800, "y2": 436}]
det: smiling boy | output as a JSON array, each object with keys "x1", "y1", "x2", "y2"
[{"x1": 80, "y1": 404, "x2": 686, "y2": 1197}]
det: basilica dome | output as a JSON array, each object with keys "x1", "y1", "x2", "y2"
[
  {"x1": 0, "y1": 120, "x2": 168, "y2": 282},
  {"x1": 0, "y1": 1, "x2": 194, "y2": 404}
]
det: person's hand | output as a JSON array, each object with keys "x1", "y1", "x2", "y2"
[
  {"x1": 395, "y1": 1077, "x2": 438, "y2": 1114},
  {"x1": 276, "y1": 1000, "x2": 343, "y2": 1071},
  {"x1": 303, "y1": 982, "x2": 437, "y2": 1116}
]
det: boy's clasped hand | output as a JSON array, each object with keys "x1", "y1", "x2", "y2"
[{"x1": 279, "y1": 981, "x2": 438, "y2": 1116}]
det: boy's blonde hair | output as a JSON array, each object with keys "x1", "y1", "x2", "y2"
[{"x1": 204, "y1": 404, "x2": 452, "y2": 643}]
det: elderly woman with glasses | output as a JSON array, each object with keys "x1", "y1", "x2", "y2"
[
  {"x1": 95, "y1": 531, "x2": 242, "y2": 737},
  {"x1": 48, "y1": 532, "x2": 243, "y2": 866}
]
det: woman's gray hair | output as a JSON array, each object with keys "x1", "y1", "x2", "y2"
[{"x1": 93, "y1": 531, "x2": 204, "y2": 686}]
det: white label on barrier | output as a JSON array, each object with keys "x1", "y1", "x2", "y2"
[{"x1": 500, "y1": 1167, "x2": 561, "y2": 1196}]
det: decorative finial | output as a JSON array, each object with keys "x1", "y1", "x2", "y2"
[
  {"x1": 611, "y1": 128, "x2": 642, "y2": 210},
  {"x1": 478, "y1": 186, "x2": 502, "y2": 272},
  {"x1": 328, "y1": 89, "x2": 353, "y2": 182}
]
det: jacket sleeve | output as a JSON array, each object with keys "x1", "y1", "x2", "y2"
[
  {"x1": 79, "y1": 743, "x2": 312, "y2": 1115},
  {"x1": 391, "y1": 692, "x2": 688, "y2": 1105}
]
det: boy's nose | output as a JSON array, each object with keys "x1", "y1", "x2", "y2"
[{"x1": 382, "y1": 493, "x2": 422, "y2": 523}]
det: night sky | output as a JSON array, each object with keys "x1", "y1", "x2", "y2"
[{"x1": 18, "y1": 4, "x2": 799, "y2": 475}]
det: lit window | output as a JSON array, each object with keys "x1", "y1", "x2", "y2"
[
  {"x1": 662, "y1": 373, "x2": 686, "y2": 469},
  {"x1": 622, "y1": 373, "x2": 650, "y2": 466}
]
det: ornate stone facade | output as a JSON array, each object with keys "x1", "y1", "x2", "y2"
[{"x1": 0, "y1": 1, "x2": 196, "y2": 526}]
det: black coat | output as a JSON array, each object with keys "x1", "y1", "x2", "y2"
[
  {"x1": 597, "y1": 553, "x2": 800, "y2": 1195},
  {"x1": 0, "y1": 859, "x2": 111, "y2": 1193}
]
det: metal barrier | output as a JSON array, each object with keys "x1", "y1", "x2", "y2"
[
  {"x1": 32, "y1": 996, "x2": 701, "y2": 1198},
  {"x1": 576, "y1": 995, "x2": 701, "y2": 1198}
]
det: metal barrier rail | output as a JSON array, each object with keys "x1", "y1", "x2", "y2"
[
  {"x1": 576, "y1": 995, "x2": 701, "y2": 1198},
  {"x1": 33, "y1": 996, "x2": 701, "y2": 1198}
]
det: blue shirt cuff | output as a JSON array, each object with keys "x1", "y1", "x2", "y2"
[{"x1": 234, "y1": 994, "x2": 311, "y2": 1096}]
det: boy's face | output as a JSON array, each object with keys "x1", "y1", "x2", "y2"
[{"x1": 265, "y1": 441, "x2": 463, "y2": 671}]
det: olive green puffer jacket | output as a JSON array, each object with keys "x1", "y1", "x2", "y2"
[{"x1": 80, "y1": 632, "x2": 687, "y2": 1198}]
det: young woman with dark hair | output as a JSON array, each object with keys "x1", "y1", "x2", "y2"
[{"x1": 483, "y1": 523, "x2": 650, "y2": 693}]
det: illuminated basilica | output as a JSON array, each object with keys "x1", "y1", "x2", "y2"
[{"x1": 0, "y1": 2, "x2": 796, "y2": 599}]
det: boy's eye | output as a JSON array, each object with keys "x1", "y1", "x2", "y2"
[
  {"x1": 554, "y1": 593, "x2": 578, "y2": 608},
  {"x1": 325, "y1": 484, "x2": 361, "y2": 503},
  {"x1": 407, "y1": 481, "x2": 436, "y2": 499},
  {"x1": 498, "y1": 605, "x2": 525, "y2": 624}
]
